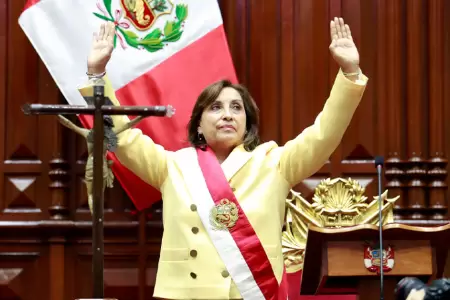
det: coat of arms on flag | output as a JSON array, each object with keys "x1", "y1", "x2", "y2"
[{"x1": 94, "y1": 0, "x2": 188, "y2": 52}]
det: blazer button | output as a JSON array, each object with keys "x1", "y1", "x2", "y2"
[
  {"x1": 191, "y1": 227, "x2": 199, "y2": 234},
  {"x1": 190, "y1": 204, "x2": 197, "y2": 211},
  {"x1": 190, "y1": 249, "x2": 198, "y2": 258},
  {"x1": 190, "y1": 272, "x2": 197, "y2": 279},
  {"x1": 221, "y1": 270, "x2": 229, "y2": 278}
]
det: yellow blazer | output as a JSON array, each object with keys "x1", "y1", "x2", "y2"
[{"x1": 78, "y1": 70, "x2": 367, "y2": 299}]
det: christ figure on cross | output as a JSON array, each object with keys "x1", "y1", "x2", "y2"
[{"x1": 57, "y1": 114, "x2": 147, "y2": 213}]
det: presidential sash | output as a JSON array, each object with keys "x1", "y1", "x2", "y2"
[{"x1": 178, "y1": 146, "x2": 288, "y2": 300}]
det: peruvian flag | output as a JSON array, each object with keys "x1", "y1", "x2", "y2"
[{"x1": 18, "y1": 0, "x2": 237, "y2": 210}]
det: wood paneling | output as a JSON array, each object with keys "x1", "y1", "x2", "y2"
[
  {"x1": 0, "y1": 0, "x2": 449, "y2": 299},
  {"x1": 326, "y1": 240, "x2": 433, "y2": 277},
  {"x1": 220, "y1": 0, "x2": 450, "y2": 223}
]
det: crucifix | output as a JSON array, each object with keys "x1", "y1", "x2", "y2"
[{"x1": 22, "y1": 79, "x2": 174, "y2": 299}]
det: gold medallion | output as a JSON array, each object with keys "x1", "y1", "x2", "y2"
[{"x1": 210, "y1": 198, "x2": 239, "y2": 230}]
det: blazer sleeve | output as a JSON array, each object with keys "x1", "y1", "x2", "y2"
[
  {"x1": 278, "y1": 70, "x2": 368, "y2": 187},
  {"x1": 77, "y1": 76, "x2": 168, "y2": 190}
]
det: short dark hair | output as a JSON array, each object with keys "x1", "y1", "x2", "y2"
[{"x1": 187, "y1": 79, "x2": 260, "y2": 151}]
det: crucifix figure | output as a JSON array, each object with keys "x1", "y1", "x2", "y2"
[
  {"x1": 56, "y1": 113, "x2": 146, "y2": 214},
  {"x1": 22, "y1": 80, "x2": 174, "y2": 299}
]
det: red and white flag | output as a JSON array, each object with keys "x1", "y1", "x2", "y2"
[{"x1": 19, "y1": 0, "x2": 237, "y2": 210}]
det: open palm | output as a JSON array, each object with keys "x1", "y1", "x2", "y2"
[
  {"x1": 87, "y1": 22, "x2": 116, "y2": 74},
  {"x1": 329, "y1": 17, "x2": 360, "y2": 73}
]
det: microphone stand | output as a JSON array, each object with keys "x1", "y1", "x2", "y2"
[{"x1": 375, "y1": 156, "x2": 385, "y2": 300}]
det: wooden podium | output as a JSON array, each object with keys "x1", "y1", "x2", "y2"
[{"x1": 300, "y1": 223, "x2": 450, "y2": 300}]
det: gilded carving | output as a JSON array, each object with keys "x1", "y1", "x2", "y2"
[{"x1": 282, "y1": 177, "x2": 399, "y2": 273}]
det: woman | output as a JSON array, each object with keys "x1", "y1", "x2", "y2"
[
  {"x1": 81, "y1": 18, "x2": 367, "y2": 300},
  {"x1": 395, "y1": 277, "x2": 450, "y2": 300}
]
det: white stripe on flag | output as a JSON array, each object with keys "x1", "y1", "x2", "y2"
[{"x1": 19, "y1": 0, "x2": 223, "y2": 106}]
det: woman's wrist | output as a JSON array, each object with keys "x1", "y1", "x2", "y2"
[
  {"x1": 341, "y1": 66, "x2": 361, "y2": 82},
  {"x1": 87, "y1": 66, "x2": 106, "y2": 76},
  {"x1": 87, "y1": 67, "x2": 106, "y2": 79},
  {"x1": 341, "y1": 63, "x2": 360, "y2": 74}
]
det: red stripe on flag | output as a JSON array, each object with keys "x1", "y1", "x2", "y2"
[
  {"x1": 115, "y1": 25, "x2": 237, "y2": 150},
  {"x1": 81, "y1": 25, "x2": 237, "y2": 211},
  {"x1": 23, "y1": 0, "x2": 41, "y2": 11},
  {"x1": 197, "y1": 146, "x2": 282, "y2": 299}
]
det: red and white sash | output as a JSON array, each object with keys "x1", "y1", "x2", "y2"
[{"x1": 177, "y1": 146, "x2": 288, "y2": 300}]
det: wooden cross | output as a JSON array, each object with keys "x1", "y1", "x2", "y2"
[{"x1": 22, "y1": 82, "x2": 174, "y2": 299}]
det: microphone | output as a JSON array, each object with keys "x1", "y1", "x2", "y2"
[{"x1": 374, "y1": 155, "x2": 385, "y2": 300}]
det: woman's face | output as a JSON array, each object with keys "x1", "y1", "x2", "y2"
[{"x1": 198, "y1": 87, "x2": 247, "y2": 150}]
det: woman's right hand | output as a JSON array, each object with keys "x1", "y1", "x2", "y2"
[{"x1": 87, "y1": 22, "x2": 115, "y2": 75}]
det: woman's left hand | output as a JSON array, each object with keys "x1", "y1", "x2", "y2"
[{"x1": 329, "y1": 17, "x2": 360, "y2": 73}]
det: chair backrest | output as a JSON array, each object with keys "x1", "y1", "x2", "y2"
[{"x1": 282, "y1": 177, "x2": 399, "y2": 273}]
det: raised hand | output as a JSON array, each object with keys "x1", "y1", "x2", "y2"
[
  {"x1": 329, "y1": 17, "x2": 360, "y2": 73},
  {"x1": 87, "y1": 22, "x2": 116, "y2": 75}
]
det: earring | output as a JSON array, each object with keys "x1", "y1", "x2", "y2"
[{"x1": 198, "y1": 132, "x2": 207, "y2": 150}]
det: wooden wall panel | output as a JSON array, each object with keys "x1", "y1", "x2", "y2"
[
  {"x1": 0, "y1": 0, "x2": 449, "y2": 299},
  {"x1": 446, "y1": 0, "x2": 450, "y2": 224},
  {"x1": 220, "y1": 0, "x2": 450, "y2": 224}
]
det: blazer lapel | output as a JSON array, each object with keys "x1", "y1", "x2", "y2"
[{"x1": 220, "y1": 145, "x2": 253, "y2": 181}]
